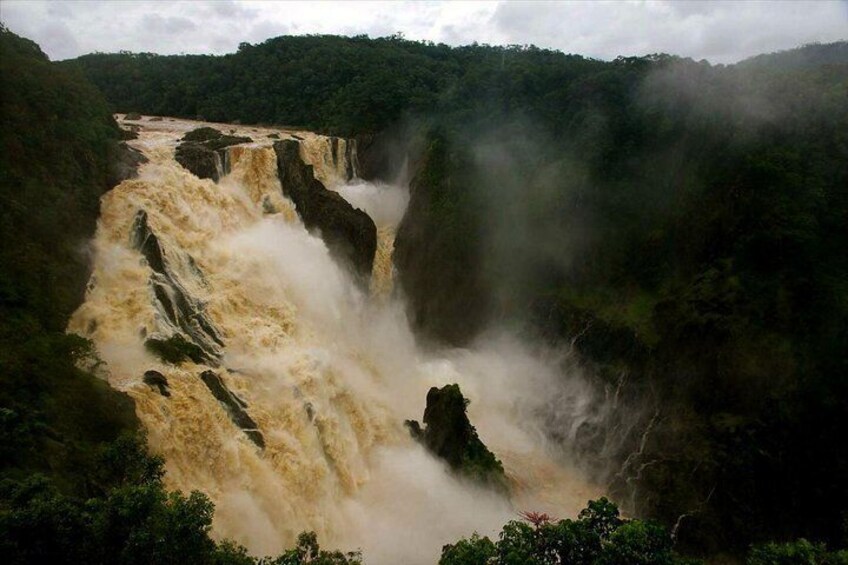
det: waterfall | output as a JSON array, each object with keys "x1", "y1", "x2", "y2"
[{"x1": 68, "y1": 119, "x2": 604, "y2": 564}]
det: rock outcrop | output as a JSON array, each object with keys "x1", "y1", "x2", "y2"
[
  {"x1": 273, "y1": 139, "x2": 376, "y2": 280},
  {"x1": 143, "y1": 370, "x2": 170, "y2": 397},
  {"x1": 174, "y1": 127, "x2": 251, "y2": 182},
  {"x1": 406, "y1": 384, "x2": 506, "y2": 490},
  {"x1": 200, "y1": 370, "x2": 265, "y2": 449},
  {"x1": 131, "y1": 210, "x2": 224, "y2": 365}
]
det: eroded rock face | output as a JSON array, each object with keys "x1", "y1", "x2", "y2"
[
  {"x1": 273, "y1": 139, "x2": 376, "y2": 281},
  {"x1": 130, "y1": 210, "x2": 223, "y2": 365},
  {"x1": 200, "y1": 370, "x2": 265, "y2": 449},
  {"x1": 174, "y1": 127, "x2": 251, "y2": 182},
  {"x1": 406, "y1": 384, "x2": 506, "y2": 490}
]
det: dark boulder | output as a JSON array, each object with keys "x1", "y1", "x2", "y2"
[
  {"x1": 145, "y1": 334, "x2": 209, "y2": 365},
  {"x1": 200, "y1": 370, "x2": 264, "y2": 449},
  {"x1": 182, "y1": 127, "x2": 222, "y2": 143},
  {"x1": 406, "y1": 384, "x2": 506, "y2": 490},
  {"x1": 148, "y1": 116, "x2": 163, "y2": 122},
  {"x1": 143, "y1": 370, "x2": 170, "y2": 397},
  {"x1": 124, "y1": 112, "x2": 141, "y2": 120},
  {"x1": 175, "y1": 143, "x2": 221, "y2": 181},
  {"x1": 130, "y1": 210, "x2": 166, "y2": 274},
  {"x1": 273, "y1": 139, "x2": 376, "y2": 281},
  {"x1": 175, "y1": 127, "x2": 251, "y2": 181}
]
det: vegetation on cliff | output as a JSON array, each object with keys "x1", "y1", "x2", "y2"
[
  {"x1": 406, "y1": 46, "x2": 848, "y2": 556},
  {"x1": 1, "y1": 435, "x2": 361, "y2": 565},
  {"x1": 0, "y1": 23, "x2": 140, "y2": 496}
]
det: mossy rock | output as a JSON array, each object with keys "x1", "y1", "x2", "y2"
[
  {"x1": 181, "y1": 126, "x2": 223, "y2": 142},
  {"x1": 407, "y1": 384, "x2": 507, "y2": 491},
  {"x1": 145, "y1": 334, "x2": 207, "y2": 364}
]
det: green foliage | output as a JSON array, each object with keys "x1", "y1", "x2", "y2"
[
  {"x1": 440, "y1": 498, "x2": 691, "y2": 565},
  {"x1": 747, "y1": 539, "x2": 848, "y2": 565},
  {"x1": 440, "y1": 533, "x2": 496, "y2": 565},
  {"x1": 262, "y1": 531, "x2": 362, "y2": 565},
  {"x1": 0, "y1": 24, "x2": 139, "y2": 497},
  {"x1": 394, "y1": 42, "x2": 848, "y2": 554},
  {"x1": 145, "y1": 334, "x2": 207, "y2": 364},
  {"x1": 0, "y1": 434, "x2": 356, "y2": 564}
]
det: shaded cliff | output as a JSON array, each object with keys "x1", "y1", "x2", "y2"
[
  {"x1": 274, "y1": 139, "x2": 377, "y2": 281},
  {"x1": 393, "y1": 132, "x2": 489, "y2": 346}
]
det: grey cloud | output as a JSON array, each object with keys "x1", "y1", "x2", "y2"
[
  {"x1": 2, "y1": 0, "x2": 845, "y2": 63},
  {"x1": 247, "y1": 21, "x2": 290, "y2": 44},
  {"x1": 37, "y1": 21, "x2": 80, "y2": 60},
  {"x1": 667, "y1": 0, "x2": 723, "y2": 18},
  {"x1": 206, "y1": 0, "x2": 259, "y2": 20},
  {"x1": 140, "y1": 14, "x2": 197, "y2": 34},
  {"x1": 46, "y1": 2, "x2": 74, "y2": 19},
  {"x1": 491, "y1": 0, "x2": 847, "y2": 63},
  {"x1": 209, "y1": 35, "x2": 235, "y2": 53}
]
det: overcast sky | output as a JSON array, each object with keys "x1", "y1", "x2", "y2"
[{"x1": 1, "y1": 0, "x2": 846, "y2": 64}]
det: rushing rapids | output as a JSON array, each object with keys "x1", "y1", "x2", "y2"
[{"x1": 69, "y1": 116, "x2": 604, "y2": 563}]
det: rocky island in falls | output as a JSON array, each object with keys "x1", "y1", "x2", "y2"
[{"x1": 2, "y1": 11, "x2": 847, "y2": 565}]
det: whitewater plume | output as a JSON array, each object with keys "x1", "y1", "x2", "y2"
[{"x1": 69, "y1": 117, "x2": 605, "y2": 564}]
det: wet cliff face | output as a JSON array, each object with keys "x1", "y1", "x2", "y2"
[
  {"x1": 393, "y1": 133, "x2": 490, "y2": 346},
  {"x1": 274, "y1": 139, "x2": 377, "y2": 281}
]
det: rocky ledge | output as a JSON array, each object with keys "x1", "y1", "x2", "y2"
[
  {"x1": 175, "y1": 127, "x2": 251, "y2": 182},
  {"x1": 273, "y1": 139, "x2": 376, "y2": 281}
]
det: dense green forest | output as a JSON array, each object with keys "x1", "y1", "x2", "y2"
[
  {"x1": 3, "y1": 25, "x2": 847, "y2": 562},
  {"x1": 0, "y1": 24, "x2": 140, "y2": 495}
]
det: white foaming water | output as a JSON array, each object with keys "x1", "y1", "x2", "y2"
[{"x1": 69, "y1": 117, "x2": 603, "y2": 564}]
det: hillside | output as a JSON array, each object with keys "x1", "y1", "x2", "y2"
[{"x1": 0, "y1": 23, "x2": 140, "y2": 493}]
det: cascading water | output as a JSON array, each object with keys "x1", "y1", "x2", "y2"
[{"x1": 69, "y1": 117, "x2": 605, "y2": 564}]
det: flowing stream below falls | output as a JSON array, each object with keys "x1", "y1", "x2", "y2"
[{"x1": 68, "y1": 116, "x2": 604, "y2": 564}]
